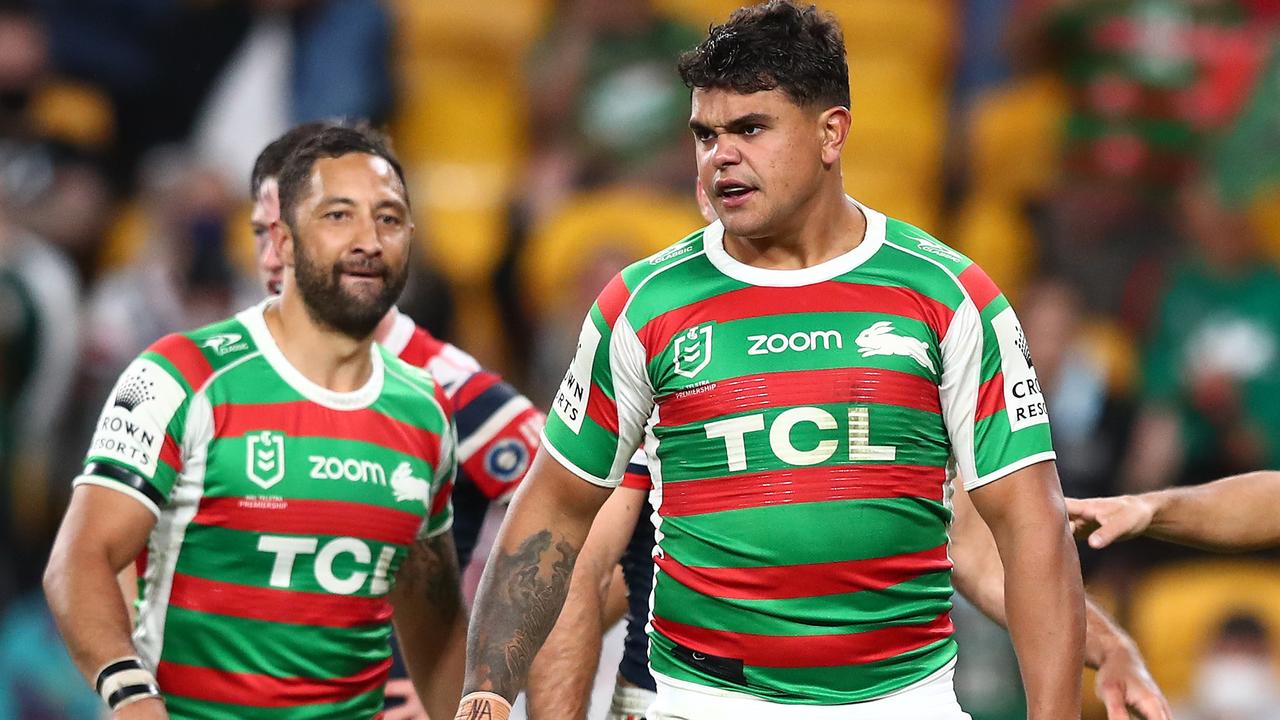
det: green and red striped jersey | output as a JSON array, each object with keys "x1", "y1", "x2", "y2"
[
  {"x1": 542, "y1": 199, "x2": 1055, "y2": 704},
  {"x1": 76, "y1": 300, "x2": 456, "y2": 720}
]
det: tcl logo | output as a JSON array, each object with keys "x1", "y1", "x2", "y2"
[
  {"x1": 705, "y1": 406, "x2": 896, "y2": 470},
  {"x1": 257, "y1": 535, "x2": 397, "y2": 595}
]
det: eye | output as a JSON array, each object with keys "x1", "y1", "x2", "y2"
[
  {"x1": 743, "y1": 125, "x2": 764, "y2": 136},
  {"x1": 378, "y1": 213, "x2": 403, "y2": 226},
  {"x1": 692, "y1": 128, "x2": 714, "y2": 142},
  {"x1": 324, "y1": 209, "x2": 351, "y2": 221}
]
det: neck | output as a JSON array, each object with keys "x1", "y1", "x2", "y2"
[
  {"x1": 372, "y1": 307, "x2": 398, "y2": 345},
  {"x1": 265, "y1": 289, "x2": 377, "y2": 393},
  {"x1": 722, "y1": 186, "x2": 866, "y2": 270}
]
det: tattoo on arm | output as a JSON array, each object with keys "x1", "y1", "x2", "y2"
[
  {"x1": 398, "y1": 531, "x2": 464, "y2": 621},
  {"x1": 468, "y1": 530, "x2": 578, "y2": 698}
]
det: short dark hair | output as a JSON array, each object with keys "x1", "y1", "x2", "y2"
[
  {"x1": 276, "y1": 126, "x2": 408, "y2": 232},
  {"x1": 250, "y1": 122, "x2": 333, "y2": 199},
  {"x1": 677, "y1": 1, "x2": 850, "y2": 110}
]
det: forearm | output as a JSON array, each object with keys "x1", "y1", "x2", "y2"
[
  {"x1": 1082, "y1": 600, "x2": 1135, "y2": 671},
  {"x1": 1144, "y1": 471, "x2": 1280, "y2": 551},
  {"x1": 526, "y1": 560, "x2": 608, "y2": 720},
  {"x1": 44, "y1": 548, "x2": 142, "y2": 683},
  {"x1": 998, "y1": 520, "x2": 1085, "y2": 720},
  {"x1": 464, "y1": 458, "x2": 607, "y2": 700},
  {"x1": 390, "y1": 532, "x2": 467, "y2": 719}
]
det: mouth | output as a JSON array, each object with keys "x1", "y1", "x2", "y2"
[{"x1": 714, "y1": 179, "x2": 757, "y2": 208}]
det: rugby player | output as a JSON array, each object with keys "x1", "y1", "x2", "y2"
[
  {"x1": 459, "y1": 3, "x2": 1085, "y2": 718},
  {"x1": 45, "y1": 128, "x2": 466, "y2": 719}
]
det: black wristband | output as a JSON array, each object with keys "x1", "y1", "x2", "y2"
[
  {"x1": 95, "y1": 656, "x2": 145, "y2": 696},
  {"x1": 107, "y1": 682, "x2": 162, "y2": 710}
]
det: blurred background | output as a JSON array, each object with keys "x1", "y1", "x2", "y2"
[{"x1": 0, "y1": 0, "x2": 1278, "y2": 717}]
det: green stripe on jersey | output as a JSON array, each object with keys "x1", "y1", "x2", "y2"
[{"x1": 164, "y1": 688, "x2": 381, "y2": 720}]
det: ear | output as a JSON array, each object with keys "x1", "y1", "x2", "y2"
[
  {"x1": 274, "y1": 219, "x2": 294, "y2": 267},
  {"x1": 818, "y1": 105, "x2": 851, "y2": 167}
]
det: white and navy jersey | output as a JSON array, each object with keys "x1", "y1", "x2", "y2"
[{"x1": 379, "y1": 309, "x2": 543, "y2": 566}]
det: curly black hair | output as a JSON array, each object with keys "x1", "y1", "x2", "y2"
[{"x1": 677, "y1": 1, "x2": 849, "y2": 110}]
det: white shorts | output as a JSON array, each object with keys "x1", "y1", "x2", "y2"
[
  {"x1": 606, "y1": 683, "x2": 659, "y2": 720},
  {"x1": 646, "y1": 659, "x2": 971, "y2": 720}
]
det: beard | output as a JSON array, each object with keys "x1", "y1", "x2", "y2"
[{"x1": 293, "y1": 240, "x2": 408, "y2": 339}]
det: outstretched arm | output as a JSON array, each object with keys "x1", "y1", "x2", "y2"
[
  {"x1": 1068, "y1": 470, "x2": 1280, "y2": 552},
  {"x1": 966, "y1": 462, "x2": 1084, "y2": 720},
  {"x1": 389, "y1": 530, "x2": 468, "y2": 720},
  {"x1": 526, "y1": 485, "x2": 646, "y2": 719},
  {"x1": 459, "y1": 449, "x2": 613, "y2": 715},
  {"x1": 950, "y1": 483, "x2": 1170, "y2": 720}
]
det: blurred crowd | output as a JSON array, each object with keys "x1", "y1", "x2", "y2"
[{"x1": 0, "y1": 0, "x2": 1278, "y2": 717}]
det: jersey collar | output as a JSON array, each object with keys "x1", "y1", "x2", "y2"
[
  {"x1": 238, "y1": 298, "x2": 385, "y2": 411},
  {"x1": 703, "y1": 196, "x2": 885, "y2": 287}
]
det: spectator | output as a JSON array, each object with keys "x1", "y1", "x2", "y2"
[
  {"x1": 1178, "y1": 612, "x2": 1280, "y2": 720},
  {"x1": 1121, "y1": 176, "x2": 1280, "y2": 492}
]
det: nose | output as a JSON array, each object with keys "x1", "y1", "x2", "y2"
[
  {"x1": 349, "y1": 213, "x2": 384, "y2": 257},
  {"x1": 710, "y1": 135, "x2": 742, "y2": 169}
]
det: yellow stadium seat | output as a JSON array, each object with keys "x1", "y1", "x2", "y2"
[
  {"x1": 967, "y1": 73, "x2": 1069, "y2": 199},
  {"x1": 1128, "y1": 559, "x2": 1280, "y2": 700},
  {"x1": 390, "y1": 0, "x2": 552, "y2": 60},
  {"x1": 1080, "y1": 319, "x2": 1138, "y2": 396},
  {"x1": 825, "y1": 0, "x2": 953, "y2": 74},
  {"x1": 520, "y1": 188, "x2": 703, "y2": 316},
  {"x1": 27, "y1": 81, "x2": 115, "y2": 150},
  {"x1": 408, "y1": 163, "x2": 511, "y2": 285},
  {"x1": 949, "y1": 193, "x2": 1037, "y2": 302},
  {"x1": 652, "y1": 0, "x2": 743, "y2": 28},
  {"x1": 99, "y1": 201, "x2": 147, "y2": 271},
  {"x1": 1249, "y1": 184, "x2": 1280, "y2": 264}
]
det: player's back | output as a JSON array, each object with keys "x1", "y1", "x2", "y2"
[
  {"x1": 543, "y1": 200, "x2": 1054, "y2": 704},
  {"x1": 80, "y1": 300, "x2": 455, "y2": 719}
]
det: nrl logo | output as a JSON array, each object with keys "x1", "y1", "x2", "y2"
[
  {"x1": 246, "y1": 430, "x2": 286, "y2": 490},
  {"x1": 673, "y1": 323, "x2": 714, "y2": 379}
]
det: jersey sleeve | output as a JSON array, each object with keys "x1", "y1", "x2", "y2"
[
  {"x1": 451, "y1": 371, "x2": 543, "y2": 502},
  {"x1": 542, "y1": 274, "x2": 654, "y2": 487},
  {"x1": 422, "y1": 389, "x2": 458, "y2": 539},
  {"x1": 620, "y1": 449, "x2": 652, "y2": 491},
  {"x1": 940, "y1": 265, "x2": 1056, "y2": 491},
  {"x1": 75, "y1": 334, "x2": 204, "y2": 517}
]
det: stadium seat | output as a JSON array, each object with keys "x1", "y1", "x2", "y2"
[
  {"x1": 1249, "y1": 185, "x2": 1280, "y2": 263},
  {"x1": 1127, "y1": 559, "x2": 1280, "y2": 700},
  {"x1": 519, "y1": 188, "x2": 702, "y2": 316},
  {"x1": 389, "y1": 0, "x2": 552, "y2": 60},
  {"x1": 27, "y1": 81, "x2": 115, "y2": 151},
  {"x1": 949, "y1": 193, "x2": 1037, "y2": 302},
  {"x1": 966, "y1": 74, "x2": 1069, "y2": 199}
]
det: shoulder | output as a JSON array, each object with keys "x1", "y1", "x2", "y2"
[
  {"x1": 140, "y1": 315, "x2": 258, "y2": 393},
  {"x1": 594, "y1": 226, "x2": 713, "y2": 330},
  {"x1": 874, "y1": 217, "x2": 1001, "y2": 311},
  {"x1": 380, "y1": 346, "x2": 452, "y2": 417}
]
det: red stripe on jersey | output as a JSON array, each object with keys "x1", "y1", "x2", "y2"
[
  {"x1": 958, "y1": 265, "x2": 1001, "y2": 311},
  {"x1": 159, "y1": 433, "x2": 182, "y2": 475},
  {"x1": 976, "y1": 372, "x2": 1005, "y2": 423},
  {"x1": 169, "y1": 573, "x2": 392, "y2": 628},
  {"x1": 659, "y1": 464, "x2": 946, "y2": 517},
  {"x1": 621, "y1": 468, "x2": 651, "y2": 491},
  {"x1": 656, "y1": 543, "x2": 950, "y2": 601},
  {"x1": 398, "y1": 326, "x2": 444, "y2": 368},
  {"x1": 596, "y1": 274, "x2": 632, "y2": 330},
  {"x1": 433, "y1": 381, "x2": 453, "y2": 423},
  {"x1": 193, "y1": 497, "x2": 422, "y2": 547},
  {"x1": 156, "y1": 657, "x2": 391, "y2": 708},
  {"x1": 650, "y1": 612, "x2": 953, "y2": 668},
  {"x1": 656, "y1": 368, "x2": 940, "y2": 428},
  {"x1": 585, "y1": 384, "x2": 620, "y2": 435},
  {"x1": 148, "y1": 334, "x2": 214, "y2": 390},
  {"x1": 430, "y1": 479, "x2": 453, "y2": 517},
  {"x1": 639, "y1": 282, "x2": 954, "y2": 358},
  {"x1": 450, "y1": 371, "x2": 501, "y2": 411},
  {"x1": 214, "y1": 402, "x2": 441, "y2": 468}
]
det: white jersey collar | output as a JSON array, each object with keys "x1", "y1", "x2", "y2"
[
  {"x1": 238, "y1": 298, "x2": 385, "y2": 411},
  {"x1": 704, "y1": 196, "x2": 885, "y2": 287}
]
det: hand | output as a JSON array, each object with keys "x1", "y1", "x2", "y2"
[
  {"x1": 1094, "y1": 642, "x2": 1172, "y2": 720},
  {"x1": 113, "y1": 696, "x2": 169, "y2": 719},
  {"x1": 383, "y1": 678, "x2": 428, "y2": 720},
  {"x1": 1066, "y1": 496, "x2": 1155, "y2": 549}
]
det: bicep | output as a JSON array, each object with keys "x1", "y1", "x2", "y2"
[
  {"x1": 966, "y1": 460, "x2": 1067, "y2": 533},
  {"x1": 51, "y1": 485, "x2": 158, "y2": 572}
]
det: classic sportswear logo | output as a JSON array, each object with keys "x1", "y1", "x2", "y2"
[
  {"x1": 246, "y1": 430, "x2": 286, "y2": 490},
  {"x1": 856, "y1": 321, "x2": 935, "y2": 372},
  {"x1": 202, "y1": 333, "x2": 248, "y2": 355},
  {"x1": 649, "y1": 242, "x2": 696, "y2": 265},
  {"x1": 747, "y1": 329, "x2": 842, "y2": 355},
  {"x1": 673, "y1": 323, "x2": 714, "y2": 379},
  {"x1": 905, "y1": 233, "x2": 964, "y2": 263}
]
